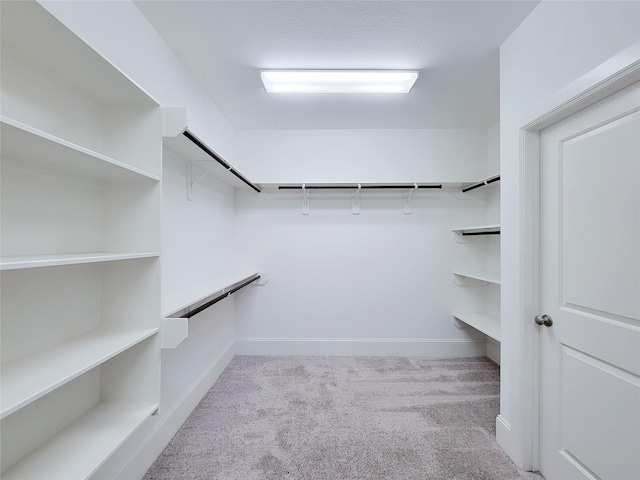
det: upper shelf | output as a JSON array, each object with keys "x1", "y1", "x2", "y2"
[
  {"x1": 1, "y1": 117, "x2": 160, "y2": 183},
  {"x1": 1, "y1": 1, "x2": 156, "y2": 109},
  {"x1": 461, "y1": 173, "x2": 500, "y2": 193},
  {"x1": 162, "y1": 108, "x2": 260, "y2": 194}
]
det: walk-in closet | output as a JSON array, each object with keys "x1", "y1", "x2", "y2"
[{"x1": 1, "y1": 1, "x2": 638, "y2": 479}]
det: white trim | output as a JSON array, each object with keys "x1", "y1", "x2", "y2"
[
  {"x1": 234, "y1": 337, "x2": 486, "y2": 357},
  {"x1": 110, "y1": 341, "x2": 236, "y2": 480},
  {"x1": 486, "y1": 337, "x2": 501, "y2": 365},
  {"x1": 496, "y1": 415, "x2": 513, "y2": 458},
  {"x1": 510, "y1": 42, "x2": 640, "y2": 471}
]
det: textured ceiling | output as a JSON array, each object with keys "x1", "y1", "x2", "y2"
[{"x1": 134, "y1": 1, "x2": 539, "y2": 130}]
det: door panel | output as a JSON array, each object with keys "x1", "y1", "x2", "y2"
[{"x1": 539, "y1": 82, "x2": 640, "y2": 480}]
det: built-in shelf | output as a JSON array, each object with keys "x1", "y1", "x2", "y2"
[
  {"x1": 461, "y1": 173, "x2": 500, "y2": 193},
  {"x1": 1, "y1": 3, "x2": 162, "y2": 477},
  {"x1": 1, "y1": 117, "x2": 160, "y2": 183},
  {"x1": 452, "y1": 270, "x2": 501, "y2": 285},
  {"x1": 0, "y1": 252, "x2": 160, "y2": 271},
  {"x1": 1, "y1": 328, "x2": 159, "y2": 419},
  {"x1": 452, "y1": 224, "x2": 501, "y2": 235},
  {"x1": 1, "y1": 401, "x2": 158, "y2": 480},
  {"x1": 162, "y1": 271, "x2": 262, "y2": 318},
  {"x1": 453, "y1": 313, "x2": 501, "y2": 342}
]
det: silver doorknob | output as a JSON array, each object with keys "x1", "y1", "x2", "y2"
[{"x1": 535, "y1": 314, "x2": 553, "y2": 327}]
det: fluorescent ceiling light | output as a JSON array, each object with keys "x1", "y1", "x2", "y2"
[{"x1": 260, "y1": 70, "x2": 419, "y2": 93}]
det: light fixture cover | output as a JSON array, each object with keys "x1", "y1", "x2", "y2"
[{"x1": 260, "y1": 70, "x2": 419, "y2": 93}]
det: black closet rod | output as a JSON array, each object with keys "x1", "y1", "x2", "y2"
[
  {"x1": 462, "y1": 231, "x2": 501, "y2": 236},
  {"x1": 279, "y1": 184, "x2": 442, "y2": 190},
  {"x1": 180, "y1": 274, "x2": 261, "y2": 319},
  {"x1": 183, "y1": 130, "x2": 261, "y2": 193},
  {"x1": 461, "y1": 175, "x2": 500, "y2": 193}
]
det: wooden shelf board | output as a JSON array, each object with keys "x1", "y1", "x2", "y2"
[
  {"x1": 452, "y1": 224, "x2": 501, "y2": 234},
  {"x1": 162, "y1": 271, "x2": 259, "y2": 317},
  {"x1": 1, "y1": 401, "x2": 158, "y2": 480},
  {"x1": 453, "y1": 270, "x2": 501, "y2": 285},
  {"x1": 1, "y1": 328, "x2": 159, "y2": 419},
  {"x1": 453, "y1": 313, "x2": 501, "y2": 342},
  {"x1": 0, "y1": 252, "x2": 160, "y2": 271},
  {"x1": 1, "y1": 117, "x2": 160, "y2": 183}
]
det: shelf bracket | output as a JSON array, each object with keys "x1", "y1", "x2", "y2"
[
  {"x1": 187, "y1": 161, "x2": 219, "y2": 201},
  {"x1": 301, "y1": 184, "x2": 310, "y2": 215},
  {"x1": 403, "y1": 183, "x2": 418, "y2": 215},
  {"x1": 352, "y1": 184, "x2": 361, "y2": 215}
]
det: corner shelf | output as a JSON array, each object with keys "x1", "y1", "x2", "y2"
[{"x1": 453, "y1": 313, "x2": 501, "y2": 342}]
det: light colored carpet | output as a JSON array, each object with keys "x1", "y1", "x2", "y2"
[{"x1": 144, "y1": 356, "x2": 544, "y2": 480}]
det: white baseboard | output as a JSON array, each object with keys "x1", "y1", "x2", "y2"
[
  {"x1": 113, "y1": 341, "x2": 236, "y2": 480},
  {"x1": 496, "y1": 414, "x2": 513, "y2": 457},
  {"x1": 486, "y1": 338, "x2": 501, "y2": 365},
  {"x1": 234, "y1": 337, "x2": 486, "y2": 357}
]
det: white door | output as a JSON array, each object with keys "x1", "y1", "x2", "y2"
[{"x1": 539, "y1": 81, "x2": 640, "y2": 480}]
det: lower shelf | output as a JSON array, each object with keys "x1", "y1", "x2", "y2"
[
  {"x1": 452, "y1": 313, "x2": 501, "y2": 342},
  {"x1": 1, "y1": 328, "x2": 159, "y2": 419},
  {"x1": 2, "y1": 401, "x2": 157, "y2": 480}
]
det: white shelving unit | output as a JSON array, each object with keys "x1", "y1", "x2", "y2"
[
  {"x1": 0, "y1": 2, "x2": 162, "y2": 478},
  {"x1": 452, "y1": 173, "x2": 501, "y2": 360}
]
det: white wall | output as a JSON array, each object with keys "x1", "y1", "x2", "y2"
[
  {"x1": 499, "y1": 0, "x2": 639, "y2": 469},
  {"x1": 236, "y1": 129, "x2": 487, "y2": 183},
  {"x1": 233, "y1": 129, "x2": 493, "y2": 356}
]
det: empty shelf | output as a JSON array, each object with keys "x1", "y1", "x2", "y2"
[
  {"x1": 453, "y1": 270, "x2": 501, "y2": 285},
  {"x1": 1, "y1": 401, "x2": 158, "y2": 480},
  {"x1": 452, "y1": 224, "x2": 501, "y2": 235},
  {"x1": 453, "y1": 313, "x2": 501, "y2": 342},
  {"x1": 1, "y1": 328, "x2": 158, "y2": 419},
  {"x1": 0, "y1": 252, "x2": 160, "y2": 271},
  {"x1": 1, "y1": 117, "x2": 160, "y2": 183},
  {"x1": 162, "y1": 271, "x2": 260, "y2": 318}
]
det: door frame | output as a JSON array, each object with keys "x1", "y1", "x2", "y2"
[{"x1": 511, "y1": 43, "x2": 640, "y2": 471}]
